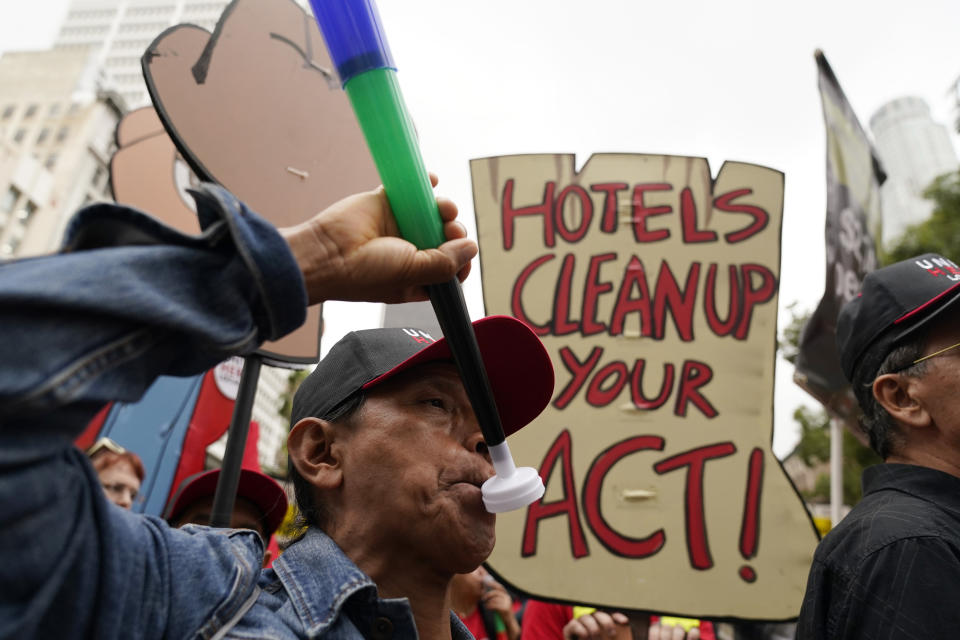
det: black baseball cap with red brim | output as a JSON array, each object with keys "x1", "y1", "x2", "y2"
[
  {"x1": 837, "y1": 253, "x2": 960, "y2": 382},
  {"x1": 290, "y1": 315, "x2": 554, "y2": 434}
]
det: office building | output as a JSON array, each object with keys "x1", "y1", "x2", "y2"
[
  {"x1": 0, "y1": 48, "x2": 121, "y2": 257},
  {"x1": 207, "y1": 363, "x2": 298, "y2": 476},
  {"x1": 53, "y1": 0, "x2": 230, "y2": 109},
  {"x1": 870, "y1": 96, "x2": 959, "y2": 247}
]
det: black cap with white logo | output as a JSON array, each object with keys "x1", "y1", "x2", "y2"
[{"x1": 837, "y1": 253, "x2": 960, "y2": 381}]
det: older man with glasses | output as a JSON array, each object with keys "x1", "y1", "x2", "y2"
[{"x1": 797, "y1": 253, "x2": 960, "y2": 639}]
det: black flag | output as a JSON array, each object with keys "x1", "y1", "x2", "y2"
[{"x1": 794, "y1": 51, "x2": 885, "y2": 411}]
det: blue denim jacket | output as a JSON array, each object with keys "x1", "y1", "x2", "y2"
[
  {"x1": 0, "y1": 185, "x2": 471, "y2": 639},
  {"x1": 236, "y1": 528, "x2": 472, "y2": 640}
]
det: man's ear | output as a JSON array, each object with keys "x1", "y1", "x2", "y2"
[
  {"x1": 873, "y1": 373, "x2": 931, "y2": 430},
  {"x1": 288, "y1": 417, "x2": 344, "y2": 490}
]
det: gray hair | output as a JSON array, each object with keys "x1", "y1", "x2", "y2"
[
  {"x1": 851, "y1": 336, "x2": 928, "y2": 459},
  {"x1": 288, "y1": 391, "x2": 366, "y2": 534}
]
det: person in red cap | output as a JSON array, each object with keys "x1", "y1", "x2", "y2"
[
  {"x1": 257, "y1": 316, "x2": 553, "y2": 639},
  {"x1": 165, "y1": 468, "x2": 287, "y2": 545},
  {"x1": 0, "y1": 178, "x2": 492, "y2": 638},
  {"x1": 798, "y1": 254, "x2": 960, "y2": 638}
]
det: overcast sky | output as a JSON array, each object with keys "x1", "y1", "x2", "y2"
[{"x1": 3, "y1": 0, "x2": 959, "y2": 457}]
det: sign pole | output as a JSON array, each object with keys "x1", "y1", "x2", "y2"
[
  {"x1": 209, "y1": 354, "x2": 262, "y2": 527},
  {"x1": 830, "y1": 415, "x2": 844, "y2": 527}
]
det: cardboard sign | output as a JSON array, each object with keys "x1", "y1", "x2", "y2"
[
  {"x1": 472, "y1": 153, "x2": 818, "y2": 620},
  {"x1": 141, "y1": 0, "x2": 379, "y2": 365},
  {"x1": 112, "y1": 106, "x2": 202, "y2": 236}
]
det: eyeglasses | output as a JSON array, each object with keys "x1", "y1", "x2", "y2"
[
  {"x1": 891, "y1": 339, "x2": 960, "y2": 373},
  {"x1": 912, "y1": 340, "x2": 960, "y2": 366},
  {"x1": 883, "y1": 339, "x2": 960, "y2": 376},
  {"x1": 102, "y1": 482, "x2": 139, "y2": 502},
  {"x1": 86, "y1": 437, "x2": 128, "y2": 458}
]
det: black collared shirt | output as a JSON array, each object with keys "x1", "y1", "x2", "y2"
[{"x1": 797, "y1": 464, "x2": 960, "y2": 639}]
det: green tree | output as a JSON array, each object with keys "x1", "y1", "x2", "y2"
[
  {"x1": 278, "y1": 368, "x2": 311, "y2": 422},
  {"x1": 778, "y1": 301, "x2": 807, "y2": 366},
  {"x1": 793, "y1": 405, "x2": 881, "y2": 505},
  {"x1": 883, "y1": 170, "x2": 960, "y2": 264},
  {"x1": 793, "y1": 405, "x2": 830, "y2": 466},
  {"x1": 268, "y1": 368, "x2": 311, "y2": 478},
  {"x1": 780, "y1": 304, "x2": 882, "y2": 505}
]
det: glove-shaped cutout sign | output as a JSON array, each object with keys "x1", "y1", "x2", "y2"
[
  {"x1": 473, "y1": 153, "x2": 818, "y2": 621},
  {"x1": 141, "y1": 0, "x2": 379, "y2": 364},
  {"x1": 111, "y1": 106, "x2": 202, "y2": 236}
]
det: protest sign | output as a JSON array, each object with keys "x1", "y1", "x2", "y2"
[
  {"x1": 141, "y1": 0, "x2": 378, "y2": 365},
  {"x1": 473, "y1": 153, "x2": 818, "y2": 620}
]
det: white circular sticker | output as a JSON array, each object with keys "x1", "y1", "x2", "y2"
[{"x1": 214, "y1": 356, "x2": 245, "y2": 400}]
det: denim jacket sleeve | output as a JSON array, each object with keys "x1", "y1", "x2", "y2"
[
  {"x1": 0, "y1": 183, "x2": 306, "y2": 421},
  {"x1": 0, "y1": 184, "x2": 307, "y2": 639}
]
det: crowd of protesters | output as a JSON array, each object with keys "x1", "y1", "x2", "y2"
[{"x1": 2, "y1": 172, "x2": 959, "y2": 640}]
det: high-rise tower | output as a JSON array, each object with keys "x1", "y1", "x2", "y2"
[
  {"x1": 870, "y1": 96, "x2": 959, "y2": 247},
  {"x1": 53, "y1": 0, "x2": 231, "y2": 109}
]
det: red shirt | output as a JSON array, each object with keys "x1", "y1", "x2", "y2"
[
  {"x1": 520, "y1": 600, "x2": 715, "y2": 640},
  {"x1": 520, "y1": 601, "x2": 573, "y2": 640},
  {"x1": 459, "y1": 607, "x2": 511, "y2": 640}
]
